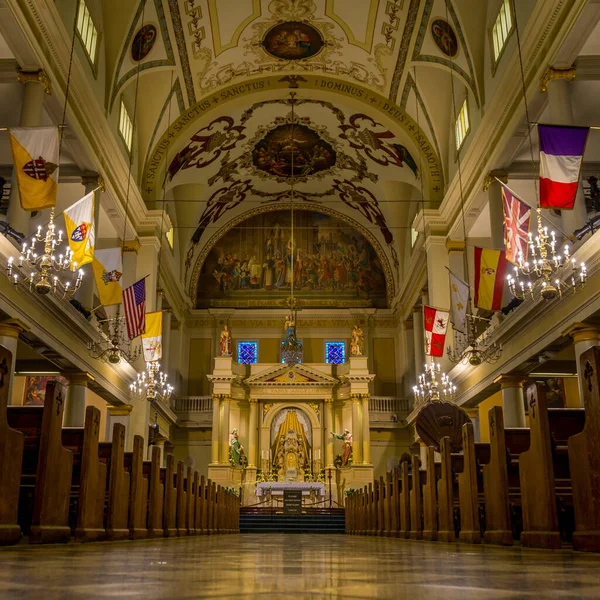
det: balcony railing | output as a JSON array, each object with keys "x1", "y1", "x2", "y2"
[
  {"x1": 172, "y1": 396, "x2": 213, "y2": 413},
  {"x1": 369, "y1": 397, "x2": 411, "y2": 414}
]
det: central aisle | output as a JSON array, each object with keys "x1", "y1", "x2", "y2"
[{"x1": 1, "y1": 534, "x2": 600, "y2": 599}]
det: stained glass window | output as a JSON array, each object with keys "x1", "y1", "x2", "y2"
[
  {"x1": 325, "y1": 342, "x2": 346, "y2": 364},
  {"x1": 238, "y1": 341, "x2": 258, "y2": 364}
]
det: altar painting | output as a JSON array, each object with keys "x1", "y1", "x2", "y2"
[
  {"x1": 196, "y1": 211, "x2": 387, "y2": 308},
  {"x1": 270, "y1": 409, "x2": 311, "y2": 482}
]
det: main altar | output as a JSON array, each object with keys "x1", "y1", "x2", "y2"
[{"x1": 207, "y1": 353, "x2": 375, "y2": 506}]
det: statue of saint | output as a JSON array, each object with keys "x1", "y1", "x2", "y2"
[
  {"x1": 229, "y1": 429, "x2": 244, "y2": 466},
  {"x1": 350, "y1": 324, "x2": 365, "y2": 356},
  {"x1": 331, "y1": 429, "x2": 353, "y2": 466},
  {"x1": 220, "y1": 324, "x2": 232, "y2": 356}
]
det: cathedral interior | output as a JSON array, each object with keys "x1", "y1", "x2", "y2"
[{"x1": 1, "y1": 0, "x2": 600, "y2": 597}]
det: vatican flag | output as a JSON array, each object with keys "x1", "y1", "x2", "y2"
[
  {"x1": 92, "y1": 248, "x2": 123, "y2": 306},
  {"x1": 8, "y1": 127, "x2": 60, "y2": 211},
  {"x1": 64, "y1": 192, "x2": 95, "y2": 268},
  {"x1": 142, "y1": 311, "x2": 162, "y2": 362}
]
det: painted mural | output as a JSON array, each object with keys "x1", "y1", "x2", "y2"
[
  {"x1": 23, "y1": 376, "x2": 67, "y2": 406},
  {"x1": 131, "y1": 24, "x2": 157, "y2": 61},
  {"x1": 262, "y1": 22, "x2": 324, "y2": 60},
  {"x1": 196, "y1": 211, "x2": 387, "y2": 308},
  {"x1": 430, "y1": 18, "x2": 458, "y2": 58}
]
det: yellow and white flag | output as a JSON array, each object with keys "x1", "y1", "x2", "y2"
[
  {"x1": 142, "y1": 311, "x2": 162, "y2": 362},
  {"x1": 8, "y1": 127, "x2": 60, "y2": 211},
  {"x1": 92, "y1": 248, "x2": 123, "y2": 306},
  {"x1": 64, "y1": 192, "x2": 95, "y2": 268}
]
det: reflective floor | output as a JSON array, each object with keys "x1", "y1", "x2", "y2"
[{"x1": 1, "y1": 534, "x2": 600, "y2": 599}]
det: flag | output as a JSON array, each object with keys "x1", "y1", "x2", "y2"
[
  {"x1": 123, "y1": 278, "x2": 146, "y2": 339},
  {"x1": 424, "y1": 305, "x2": 449, "y2": 357},
  {"x1": 539, "y1": 124, "x2": 589, "y2": 209},
  {"x1": 448, "y1": 271, "x2": 469, "y2": 334},
  {"x1": 64, "y1": 191, "x2": 95, "y2": 269},
  {"x1": 142, "y1": 311, "x2": 162, "y2": 362},
  {"x1": 8, "y1": 127, "x2": 59, "y2": 211},
  {"x1": 92, "y1": 248, "x2": 123, "y2": 306},
  {"x1": 474, "y1": 247, "x2": 507, "y2": 311},
  {"x1": 501, "y1": 182, "x2": 531, "y2": 264}
]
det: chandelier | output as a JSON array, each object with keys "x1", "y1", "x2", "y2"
[
  {"x1": 447, "y1": 313, "x2": 502, "y2": 366},
  {"x1": 88, "y1": 306, "x2": 141, "y2": 364},
  {"x1": 130, "y1": 361, "x2": 173, "y2": 402},
  {"x1": 413, "y1": 361, "x2": 456, "y2": 404},
  {"x1": 7, "y1": 208, "x2": 83, "y2": 296},
  {"x1": 506, "y1": 209, "x2": 586, "y2": 301}
]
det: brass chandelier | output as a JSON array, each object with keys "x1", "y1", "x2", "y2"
[
  {"x1": 413, "y1": 361, "x2": 456, "y2": 404},
  {"x1": 87, "y1": 306, "x2": 142, "y2": 364},
  {"x1": 130, "y1": 361, "x2": 173, "y2": 403}
]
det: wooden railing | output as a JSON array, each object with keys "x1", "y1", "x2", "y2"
[
  {"x1": 369, "y1": 397, "x2": 411, "y2": 414},
  {"x1": 172, "y1": 396, "x2": 212, "y2": 413}
]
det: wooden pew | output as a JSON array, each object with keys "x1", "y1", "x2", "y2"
[
  {"x1": 457, "y1": 423, "x2": 484, "y2": 543},
  {"x1": 409, "y1": 455, "x2": 423, "y2": 540},
  {"x1": 383, "y1": 472, "x2": 392, "y2": 536},
  {"x1": 422, "y1": 447, "x2": 437, "y2": 541},
  {"x1": 162, "y1": 455, "x2": 177, "y2": 537},
  {"x1": 189, "y1": 470, "x2": 198, "y2": 536},
  {"x1": 389, "y1": 468, "x2": 399, "y2": 537},
  {"x1": 176, "y1": 461, "x2": 187, "y2": 536},
  {"x1": 367, "y1": 482, "x2": 374, "y2": 535},
  {"x1": 8, "y1": 381, "x2": 73, "y2": 543},
  {"x1": 569, "y1": 346, "x2": 600, "y2": 551},
  {"x1": 399, "y1": 460, "x2": 410, "y2": 538},
  {"x1": 0, "y1": 345, "x2": 24, "y2": 545},
  {"x1": 437, "y1": 437, "x2": 456, "y2": 542},
  {"x1": 197, "y1": 476, "x2": 207, "y2": 535},
  {"x1": 128, "y1": 435, "x2": 148, "y2": 540},
  {"x1": 378, "y1": 476, "x2": 385, "y2": 536},
  {"x1": 105, "y1": 423, "x2": 130, "y2": 541},
  {"x1": 206, "y1": 479, "x2": 214, "y2": 535},
  {"x1": 146, "y1": 446, "x2": 164, "y2": 538}
]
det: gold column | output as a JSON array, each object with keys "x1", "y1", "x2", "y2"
[
  {"x1": 248, "y1": 398, "x2": 258, "y2": 468},
  {"x1": 352, "y1": 396, "x2": 363, "y2": 464},
  {"x1": 220, "y1": 396, "x2": 231, "y2": 464},
  {"x1": 361, "y1": 395, "x2": 371, "y2": 464},
  {"x1": 211, "y1": 395, "x2": 220, "y2": 464},
  {"x1": 324, "y1": 398, "x2": 334, "y2": 468}
]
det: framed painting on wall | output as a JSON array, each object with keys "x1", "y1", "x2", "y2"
[{"x1": 23, "y1": 376, "x2": 67, "y2": 406}]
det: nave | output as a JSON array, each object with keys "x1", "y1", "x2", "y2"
[{"x1": 1, "y1": 534, "x2": 600, "y2": 600}]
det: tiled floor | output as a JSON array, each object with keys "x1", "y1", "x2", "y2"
[{"x1": 1, "y1": 534, "x2": 600, "y2": 599}]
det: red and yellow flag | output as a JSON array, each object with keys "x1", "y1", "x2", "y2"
[{"x1": 474, "y1": 248, "x2": 507, "y2": 311}]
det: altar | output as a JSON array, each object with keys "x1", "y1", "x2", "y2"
[{"x1": 256, "y1": 482, "x2": 325, "y2": 498}]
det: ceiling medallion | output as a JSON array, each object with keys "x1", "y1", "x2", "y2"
[
  {"x1": 262, "y1": 22, "x2": 324, "y2": 61},
  {"x1": 430, "y1": 18, "x2": 459, "y2": 58},
  {"x1": 131, "y1": 24, "x2": 157, "y2": 62}
]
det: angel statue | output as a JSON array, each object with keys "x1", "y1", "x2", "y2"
[
  {"x1": 229, "y1": 429, "x2": 244, "y2": 466},
  {"x1": 331, "y1": 429, "x2": 353, "y2": 466},
  {"x1": 220, "y1": 324, "x2": 232, "y2": 356},
  {"x1": 350, "y1": 324, "x2": 365, "y2": 356}
]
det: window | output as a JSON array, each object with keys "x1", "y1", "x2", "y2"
[
  {"x1": 411, "y1": 227, "x2": 419, "y2": 248},
  {"x1": 325, "y1": 342, "x2": 346, "y2": 365},
  {"x1": 119, "y1": 101, "x2": 134, "y2": 152},
  {"x1": 492, "y1": 0, "x2": 513, "y2": 64},
  {"x1": 454, "y1": 99, "x2": 470, "y2": 151},
  {"x1": 76, "y1": 0, "x2": 99, "y2": 67},
  {"x1": 166, "y1": 227, "x2": 174, "y2": 249},
  {"x1": 238, "y1": 341, "x2": 258, "y2": 364}
]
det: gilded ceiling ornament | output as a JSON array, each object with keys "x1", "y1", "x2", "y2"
[{"x1": 263, "y1": 403, "x2": 274, "y2": 419}]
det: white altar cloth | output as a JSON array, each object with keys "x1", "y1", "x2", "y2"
[{"x1": 256, "y1": 482, "x2": 325, "y2": 497}]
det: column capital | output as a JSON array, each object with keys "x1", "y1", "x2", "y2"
[
  {"x1": 351, "y1": 393, "x2": 369, "y2": 402},
  {"x1": 81, "y1": 173, "x2": 105, "y2": 192},
  {"x1": 324, "y1": 398, "x2": 334, "y2": 406},
  {"x1": 562, "y1": 322, "x2": 600, "y2": 344},
  {"x1": 445, "y1": 239, "x2": 466, "y2": 254},
  {"x1": 107, "y1": 404, "x2": 134, "y2": 416},
  {"x1": 122, "y1": 240, "x2": 140, "y2": 254},
  {"x1": 540, "y1": 65, "x2": 576, "y2": 93},
  {"x1": 62, "y1": 371, "x2": 94, "y2": 387},
  {"x1": 483, "y1": 171, "x2": 508, "y2": 192},
  {"x1": 17, "y1": 69, "x2": 51, "y2": 94},
  {"x1": 0, "y1": 318, "x2": 29, "y2": 338},
  {"x1": 493, "y1": 374, "x2": 528, "y2": 389},
  {"x1": 249, "y1": 397, "x2": 258, "y2": 405}
]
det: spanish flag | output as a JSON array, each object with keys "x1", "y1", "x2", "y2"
[
  {"x1": 8, "y1": 127, "x2": 59, "y2": 211},
  {"x1": 474, "y1": 247, "x2": 507, "y2": 311},
  {"x1": 142, "y1": 311, "x2": 162, "y2": 362},
  {"x1": 64, "y1": 192, "x2": 95, "y2": 268},
  {"x1": 92, "y1": 248, "x2": 123, "y2": 306}
]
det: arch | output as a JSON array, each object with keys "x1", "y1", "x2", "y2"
[{"x1": 264, "y1": 403, "x2": 320, "y2": 433}]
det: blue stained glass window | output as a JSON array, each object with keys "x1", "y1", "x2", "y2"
[
  {"x1": 325, "y1": 342, "x2": 346, "y2": 364},
  {"x1": 238, "y1": 341, "x2": 258, "y2": 364}
]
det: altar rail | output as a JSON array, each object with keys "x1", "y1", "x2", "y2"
[
  {"x1": 172, "y1": 396, "x2": 213, "y2": 413},
  {"x1": 369, "y1": 397, "x2": 411, "y2": 414}
]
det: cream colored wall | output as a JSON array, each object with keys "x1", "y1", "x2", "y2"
[
  {"x1": 370, "y1": 428, "x2": 413, "y2": 480},
  {"x1": 373, "y1": 338, "x2": 397, "y2": 396},
  {"x1": 188, "y1": 338, "x2": 212, "y2": 395},
  {"x1": 563, "y1": 377, "x2": 580, "y2": 407},
  {"x1": 172, "y1": 429, "x2": 212, "y2": 478},
  {"x1": 478, "y1": 390, "x2": 503, "y2": 443},
  {"x1": 10, "y1": 376, "x2": 25, "y2": 406}
]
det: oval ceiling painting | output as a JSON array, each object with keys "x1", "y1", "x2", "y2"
[
  {"x1": 196, "y1": 210, "x2": 387, "y2": 309},
  {"x1": 430, "y1": 18, "x2": 458, "y2": 58},
  {"x1": 262, "y1": 21, "x2": 324, "y2": 60},
  {"x1": 131, "y1": 24, "x2": 157, "y2": 62},
  {"x1": 253, "y1": 124, "x2": 336, "y2": 178}
]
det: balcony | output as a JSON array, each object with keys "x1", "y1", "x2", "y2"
[
  {"x1": 172, "y1": 396, "x2": 213, "y2": 427},
  {"x1": 369, "y1": 396, "x2": 411, "y2": 428}
]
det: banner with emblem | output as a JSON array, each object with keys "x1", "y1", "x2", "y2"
[
  {"x1": 474, "y1": 247, "x2": 507, "y2": 311},
  {"x1": 141, "y1": 311, "x2": 162, "y2": 362},
  {"x1": 64, "y1": 192, "x2": 95, "y2": 268},
  {"x1": 8, "y1": 127, "x2": 60, "y2": 211},
  {"x1": 448, "y1": 270, "x2": 470, "y2": 334},
  {"x1": 92, "y1": 248, "x2": 123, "y2": 306}
]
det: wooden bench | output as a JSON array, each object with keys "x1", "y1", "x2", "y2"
[
  {"x1": 399, "y1": 460, "x2": 410, "y2": 538},
  {"x1": 104, "y1": 423, "x2": 130, "y2": 541},
  {"x1": 422, "y1": 447, "x2": 438, "y2": 541},
  {"x1": 128, "y1": 435, "x2": 148, "y2": 540},
  {"x1": 409, "y1": 455, "x2": 423, "y2": 540},
  {"x1": 162, "y1": 455, "x2": 177, "y2": 537},
  {"x1": 437, "y1": 436, "x2": 456, "y2": 542},
  {"x1": 176, "y1": 461, "x2": 187, "y2": 536},
  {"x1": 146, "y1": 446, "x2": 164, "y2": 538},
  {"x1": 189, "y1": 469, "x2": 197, "y2": 536}
]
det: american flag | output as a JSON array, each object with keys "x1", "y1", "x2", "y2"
[
  {"x1": 123, "y1": 278, "x2": 146, "y2": 339},
  {"x1": 501, "y1": 182, "x2": 531, "y2": 265}
]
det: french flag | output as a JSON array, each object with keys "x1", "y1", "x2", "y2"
[{"x1": 539, "y1": 124, "x2": 589, "y2": 209}]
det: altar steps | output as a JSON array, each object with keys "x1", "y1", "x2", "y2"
[{"x1": 239, "y1": 510, "x2": 345, "y2": 534}]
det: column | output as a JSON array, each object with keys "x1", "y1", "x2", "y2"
[
  {"x1": 465, "y1": 408, "x2": 481, "y2": 442},
  {"x1": 106, "y1": 404, "x2": 133, "y2": 442},
  {"x1": 494, "y1": 375, "x2": 527, "y2": 427},
  {"x1": 211, "y1": 395, "x2": 221, "y2": 464},
  {"x1": 351, "y1": 396, "x2": 363, "y2": 464},
  {"x1": 563, "y1": 323, "x2": 600, "y2": 406},
  {"x1": 6, "y1": 70, "x2": 50, "y2": 237},
  {"x1": 541, "y1": 66, "x2": 587, "y2": 235},
  {"x1": 324, "y1": 398, "x2": 334, "y2": 468},
  {"x1": 137, "y1": 237, "x2": 160, "y2": 312},
  {"x1": 248, "y1": 398, "x2": 258, "y2": 468},
  {"x1": 62, "y1": 372, "x2": 91, "y2": 427},
  {"x1": 220, "y1": 396, "x2": 231, "y2": 464},
  {"x1": 483, "y1": 173, "x2": 508, "y2": 250},
  {"x1": 0, "y1": 320, "x2": 28, "y2": 403},
  {"x1": 161, "y1": 310, "x2": 172, "y2": 374},
  {"x1": 361, "y1": 395, "x2": 371, "y2": 464},
  {"x1": 154, "y1": 436, "x2": 166, "y2": 467},
  {"x1": 403, "y1": 319, "x2": 415, "y2": 397}
]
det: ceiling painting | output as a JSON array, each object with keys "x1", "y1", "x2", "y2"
[
  {"x1": 261, "y1": 22, "x2": 325, "y2": 60},
  {"x1": 430, "y1": 18, "x2": 458, "y2": 58},
  {"x1": 132, "y1": 24, "x2": 159, "y2": 61}
]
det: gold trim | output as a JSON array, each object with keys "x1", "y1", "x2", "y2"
[
  {"x1": 18, "y1": 69, "x2": 51, "y2": 94},
  {"x1": 482, "y1": 171, "x2": 508, "y2": 192},
  {"x1": 563, "y1": 322, "x2": 600, "y2": 344},
  {"x1": 493, "y1": 374, "x2": 528, "y2": 389},
  {"x1": 62, "y1": 371, "x2": 94, "y2": 386},
  {"x1": 107, "y1": 404, "x2": 134, "y2": 416},
  {"x1": 0, "y1": 319, "x2": 29, "y2": 338},
  {"x1": 540, "y1": 66, "x2": 576, "y2": 93},
  {"x1": 445, "y1": 240, "x2": 466, "y2": 253},
  {"x1": 122, "y1": 240, "x2": 141, "y2": 253}
]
